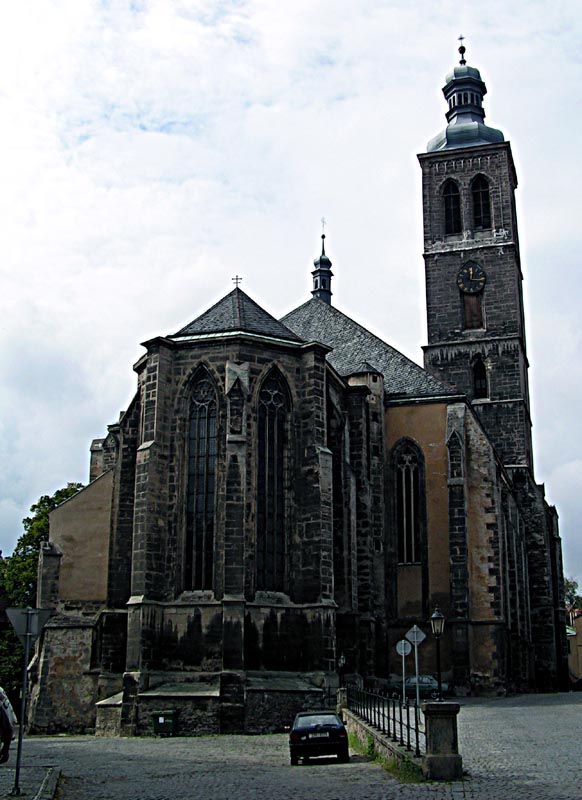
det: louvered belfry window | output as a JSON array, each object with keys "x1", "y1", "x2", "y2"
[
  {"x1": 444, "y1": 180, "x2": 462, "y2": 235},
  {"x1": 186, "y1": 376, "x2": 217, "y2": 590},
  {"x1": 257, "y1": 373, "x2": 289, "y2": 591},
  {"x1": 472, "y1": 175, "x2": 491, "y2": 230}
]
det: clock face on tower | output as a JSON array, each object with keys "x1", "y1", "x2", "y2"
[{"x1": 457, "y1": 262, "x2": 486, "y2": 294}]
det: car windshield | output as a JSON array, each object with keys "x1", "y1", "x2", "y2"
[{"x1": 295, "y1": 714, "x2": 339, "y2": 727}]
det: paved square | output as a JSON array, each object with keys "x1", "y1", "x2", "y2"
[{"x1": 3, "y1": 693, "x2": 580, "y2": 799}]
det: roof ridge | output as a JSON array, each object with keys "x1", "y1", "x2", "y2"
[
  {"x1": 235, "y1": 288, "x2": 244, "y2": 329},
  {"x1": 282, "y1": 297, "x2": 455, "y2": 398},
  {"x1": 305, "y1": 300, "x2": 437, "y2": 379}
]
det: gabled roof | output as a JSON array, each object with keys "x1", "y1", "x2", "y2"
[
  {"x1": 281, "y1": 298, "x2": 456, "y2": 399},
  {"x1": 172, "y1": 288, "x2": 304, "y2": 344},
  {"x1": 350, "y1": 360, "x2": 383, "y2": 376}
]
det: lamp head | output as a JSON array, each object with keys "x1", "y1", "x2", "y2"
[{"x1": 431, "y1": 606, "x2": 445, "y2": 637}]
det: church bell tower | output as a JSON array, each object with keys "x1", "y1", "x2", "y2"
[{"x1": 419, "y1": 43, "x2": 533, "y2": 470}]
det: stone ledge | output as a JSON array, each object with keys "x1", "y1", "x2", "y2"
[{"x1": 342, "y1": 708, "x2": 423, "y2": 771}]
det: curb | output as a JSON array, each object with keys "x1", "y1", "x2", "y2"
[
  {"x1": 32, "y1": 767, "x2": 61, "y2": 800},
  {"x1": 0, "y1": 766, "x2": 61, "y2": 800}
]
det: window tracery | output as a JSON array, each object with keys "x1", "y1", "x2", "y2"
[
  {"x1": 257, "y1": 373, "x2": 290, "y2": 591},
  {"x1": 393, "y1": 440, "x2": 425, "y2": 564},
  {"x1": 185, "y1": 374, "x2": 217, "y2": 590}
]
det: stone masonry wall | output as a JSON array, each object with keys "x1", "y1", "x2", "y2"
[
  {"x1": 419, "y1": 142, "x2": 533, "y2": 471},
  {"x1": 29, "y1": 620, "x2": 99, "y2": 734},
  {"x1": 511, "y1": 468, "x2": 560, "y2": 690}
]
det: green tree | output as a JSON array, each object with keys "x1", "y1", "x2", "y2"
[
  {"x1": 564, "y1": 576, "x2": 582, "y2": 610},
  {"x1": 0, "y1": 556, "x2": 23, "y2": 703},
  {"x1": 1, "y1": 483, "x2": 83, "y2": 607},
  {"x1": 0, "y1": 483, "x2": 83, "y2": 704}
]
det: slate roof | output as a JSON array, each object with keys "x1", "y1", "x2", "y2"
[
  {"x1": 281, "y1": 298, "x2": 456, "y2": 399},
  {"x1": 172, "y1": 288, "x2": 304, "y2": 344}
]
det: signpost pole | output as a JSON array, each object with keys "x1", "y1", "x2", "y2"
[
  {"x1": 414, "y1": 637, "x2": 420, "y2": 708},
  {"x1": 405, "y1": 624, "x2": 426, "y2": 708},
  {"x1": 12, "y1": 609, "x2": 33, "y2": 796},
  {"x1": 395, "y1": 639, "x2": 412, "y2": 704},
  {"x1": 6, "y1": 608, "x2": 51, "y2": 798}
]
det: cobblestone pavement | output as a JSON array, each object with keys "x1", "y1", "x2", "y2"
[{"x1": 2, "y1": 693, "x2": 581, "y2": 800}]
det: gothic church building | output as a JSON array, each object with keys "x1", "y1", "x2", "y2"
[{"x1": 30, "y1": 51, "x2": 567, "y2": 735}]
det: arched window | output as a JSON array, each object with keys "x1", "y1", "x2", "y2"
[
  {"x1": 327, "y1": 400, "x2": 349, "y2": 607},
  {"x1": 463, "y1": 294, "x2": 484, "y2": 330},
  {"x1": 393, "y1": 440, "x2": 425, "y2": 564},
  {"x1": 443, "y1": 180, "x2": 462, "y2": 235},
  {"x1": 257, "y1": 372, "x2": 290, "y2": 591},
  {"x1": 186, "y1": 373, "x2": 217, "y2": 590},
  {"x1": 473, "y1": 356, "x2": 488, "y2": 399},
  {"x1": 472, "y1": 175, "x2": 491, "y2": 230}
]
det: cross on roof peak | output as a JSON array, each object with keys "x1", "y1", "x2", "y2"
[{"x1": 458, "y1": 34, "x2": 467, "y2": 65}]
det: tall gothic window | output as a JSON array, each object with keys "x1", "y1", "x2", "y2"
[
  {"x1": 257, "y1": 373, "x2": 290, "y2": 591},
  {"x1": 443, "y1": 180, "x2": 462, "y2": 235},
  {"x1": 472, "y1": 175, "x2": 491, "y2": 230},
  {"x1": 473, "y1": 356, "x2": 488, "y2": 399},
  {"x1": 393, "y1": 440, "x2": 425, "y2": 564},
  {"x1": 185, "y1": 374, "x2": 217, "y2": 590}
]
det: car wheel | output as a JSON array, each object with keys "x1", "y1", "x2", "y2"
[
  {"x1": 339, "y1": 748, "x2": 350, "y2": 763},
  {"x1": 290, "y1": 755, "x2": 298, "y2": 766},
  {"x1": 430, "y1": 690, "x2": 439, "y2": 700}
]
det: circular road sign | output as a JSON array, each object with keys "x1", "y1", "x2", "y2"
[{"x1": 396, "y1": 639, "x2": 412, "y2": 657}]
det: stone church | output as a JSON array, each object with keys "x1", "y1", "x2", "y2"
[{"x1": 29, "y1": 49, "x2": 568, "y2": 736}]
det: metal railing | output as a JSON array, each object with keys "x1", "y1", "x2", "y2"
[{"x1": 345, "y1": 684, "x2": 425, "y2": 757}]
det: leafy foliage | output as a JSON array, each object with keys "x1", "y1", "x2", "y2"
[
  {"x1": 0, "y1": 625, "x2": 22, "y2": 705},
  {"x1": 564, "y1": 576, "x2": 582, "y2": 609}
]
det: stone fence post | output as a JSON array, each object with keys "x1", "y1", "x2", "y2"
[
  {"x1": 421, "y1": 701, "x2": 463, "y2": 780},
  {"x1": 336, "y1": 687, "x2": 347, "y2": 713}
]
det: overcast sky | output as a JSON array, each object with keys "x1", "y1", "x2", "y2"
[{"x1": 1, "y1": 1, "x2": 580, "y2": 582}]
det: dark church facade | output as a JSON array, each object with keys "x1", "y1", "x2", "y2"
[{"x1": 29, "y1": 51, "x2": 568, "y2": 736}]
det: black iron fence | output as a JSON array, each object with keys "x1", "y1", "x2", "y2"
[{"x1": 345, "y1": 684, "x2": 425, "y2": 757}]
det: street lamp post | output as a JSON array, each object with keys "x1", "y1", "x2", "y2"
[{"x1": 430, "y1": 606, "x2": 445, "y2": 701}]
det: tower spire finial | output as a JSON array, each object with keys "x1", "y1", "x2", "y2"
[
  {"x1": 312, "y1": 219, "x2": 333, "y2": 305},
  {"x1": 458, "y1": 34, "x2": 467, "y2": 65}
]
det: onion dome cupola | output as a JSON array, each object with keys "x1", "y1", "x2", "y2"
[
  {"x1": 427, "y1": 40, "x2": 505, "y2": 152},
  {"x1": 311, "y1": 232, "x2": 333, "y2": 305}
]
